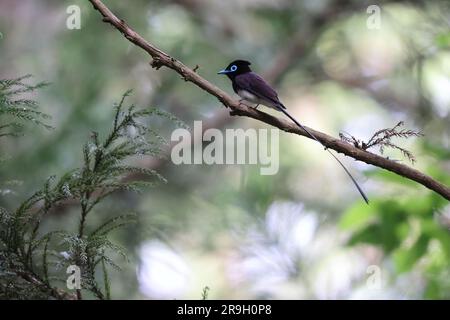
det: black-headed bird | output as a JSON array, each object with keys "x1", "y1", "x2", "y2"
[{"x1": 218, "y1": 59, "x2": 369, "y2": 204}]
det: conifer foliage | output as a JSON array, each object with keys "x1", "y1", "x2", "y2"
[
  {"x1": 0, "y1": 80, "x2": 176, "y2": 299},
  {"x1": 0, "y1": 75, "x2": 52, "y2": 136}
]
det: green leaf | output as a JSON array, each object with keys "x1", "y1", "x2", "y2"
[
  {"x1": 101, "y1": 257, "x2": 111, "y2": 300},
  {"x1": 347, "y1": 224, "x2": 381, "y2": 246},
  {"x1": 89, "y1": 214, "x2": 137, "y2": 238},
  {"x1": 340, "y1": 201, "x2": 377, "y2": 231},
  {"x1": 393, "y1": 234, "x2": 429, "y2": 273},
  {"x1": 435, "y1": 32, "x2": 450, "y2": 48}
]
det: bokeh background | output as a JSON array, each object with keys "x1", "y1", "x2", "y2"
[{"x1": 1, "y1": 0, "x2": 449, "y2": 299}]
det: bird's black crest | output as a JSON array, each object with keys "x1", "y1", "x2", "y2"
[
  {"x1": 230, "y1": 60, "x2": 251, "y2": 67},
  {"x1": 219, "y1": 59, "x2": 253, "y2": 78}
]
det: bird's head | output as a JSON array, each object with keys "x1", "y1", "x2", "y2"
[{"x1": 218, "y1": 60, "x2": 252, "y2": 79}]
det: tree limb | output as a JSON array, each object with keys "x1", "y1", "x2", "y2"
[
  {"x1": 17, "y1": 271, "x2": 77, "y2": 300},
  {"x1": 88, "y1": 0, "x2": 450, "y2": 201}
]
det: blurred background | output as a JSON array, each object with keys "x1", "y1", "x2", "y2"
[{"x1": 0, "y1": 0, "x2": 449, "y2": 299}]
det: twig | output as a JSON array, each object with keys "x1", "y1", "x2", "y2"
[
  {"x1": 87, "y1": 0, "x2": 450, "y2": 201},
  {"x1": 340, "y1": 122, "x2": 424, "y2": 164},
  {"x1": 17, "y1": 271, "x2": 77, "y2": 300}
]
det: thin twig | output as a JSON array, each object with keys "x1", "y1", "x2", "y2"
[{"x1": 340, "y1": 122, "x2": 424, "y2": 164}]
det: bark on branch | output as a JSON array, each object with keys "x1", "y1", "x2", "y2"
[{"x1": 88, "y1": 0, "x2": 450, "y2": 201}]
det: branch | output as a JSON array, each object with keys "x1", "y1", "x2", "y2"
[
  {"x1": 128, "y1": 14, "x2": 325, "y2": 180},
  {"x1": 46, "y1": 25, "x2": 310, "y2": 214},
  {"x1": 88, "y1": 0, "x2": 450, "y2": 201},
  {"x1": 17, "y1": 271, "x2": 77, "y2": 300}
]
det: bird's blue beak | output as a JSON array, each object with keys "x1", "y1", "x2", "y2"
[{"x1": 217, "y1": 69, "x2": 229, "y2": 75}]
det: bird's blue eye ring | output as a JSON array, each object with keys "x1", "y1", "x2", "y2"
[{"x1": 230, "y1": 65, "x2": 237, "y2": 72}]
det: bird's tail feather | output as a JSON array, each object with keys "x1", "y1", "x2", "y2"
[{"x1": 277, "y1": 104, "x2": 369, "y2": 204}]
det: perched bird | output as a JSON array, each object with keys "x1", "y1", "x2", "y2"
[{"x1": 218, "y1": 59, "x2": 369, "y2": 204}]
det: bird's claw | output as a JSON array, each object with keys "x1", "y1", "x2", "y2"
[
  {"x1": 238, "y1": 99, "x2": 260, "y2": 110},
  {"x1": 238, "y1": 100, "x2": 254, "y2": 109}
]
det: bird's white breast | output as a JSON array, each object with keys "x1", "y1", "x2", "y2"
[
  {"x1": 237, "y1": 90, "x2": 260, "y2": 104},
  {"x1": 237, "y1": 90, "x2": 277, "y2": 109}
]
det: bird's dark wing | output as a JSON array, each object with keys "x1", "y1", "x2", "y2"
[{"x1": 234, "y1": 72, "x2": 285, "y2": 108}]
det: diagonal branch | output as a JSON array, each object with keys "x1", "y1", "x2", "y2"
[{"x1": 88, "y1": 0, "x2": 450, "y2": 201}]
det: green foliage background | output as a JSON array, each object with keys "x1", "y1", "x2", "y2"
[{"x1": 0, "y1": 0, "x2": 449, "y2": 299}]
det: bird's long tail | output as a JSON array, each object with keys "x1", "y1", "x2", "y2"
[{"x1": 277, "y1": 105, "x2": 369, "y2": 204}]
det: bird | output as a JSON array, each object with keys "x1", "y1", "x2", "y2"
[{"x1": 218, "y1": 59, "x2": 369, "y2": 204}]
